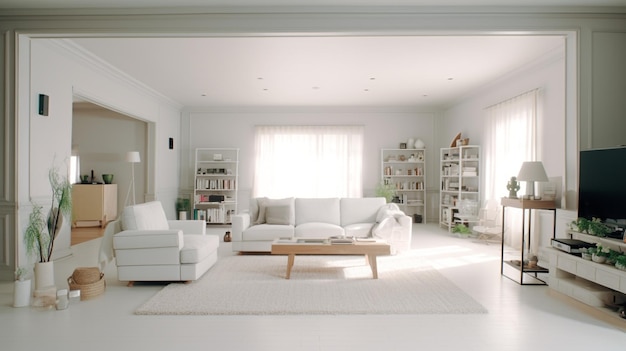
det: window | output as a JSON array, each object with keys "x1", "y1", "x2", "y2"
[
  {"x1": 483, "y1": 89, "x2": 540, "y2": 248},
  {"x1": 253, "y1": 125, "x2": 364, "y2": 198}
]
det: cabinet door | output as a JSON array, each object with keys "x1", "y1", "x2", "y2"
[{"x1": 72, "y1": 185, "x2": 104, "y2": 222}]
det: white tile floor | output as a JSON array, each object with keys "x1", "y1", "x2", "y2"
[{"x1": 1, "y1": 223, "x2": 624, "y2": 350}]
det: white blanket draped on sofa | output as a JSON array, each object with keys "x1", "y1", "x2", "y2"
[{"x1": 372, "y1": 203, "x2": 412, "y2": 254}]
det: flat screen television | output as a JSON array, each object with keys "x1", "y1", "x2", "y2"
[{"x1": 578, "y1": 146, "x2": 626, "y2": 236}]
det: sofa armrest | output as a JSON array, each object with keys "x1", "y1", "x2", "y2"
[
  {"x1": 168, "y1": 220, "x2": 206, "y2": 235},
  {"x1": 231, "y1": 213, "x2": 251, "y2": 242}
]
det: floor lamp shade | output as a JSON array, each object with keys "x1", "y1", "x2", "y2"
[
  {"x1": 517, "y1": 161, "x2": 548, "y2": 198},
  {"x1": 126, "y1": 151, "x2": 141, "y2": 163}
]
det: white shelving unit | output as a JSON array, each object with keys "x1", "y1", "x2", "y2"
[
  {"x1": 547, "y1": 231, "x2": 626, "y2": 326},
  {"x1": 194, "y1": 148, "x2": 238, "y2": 224},
  {"x1": 381, "y1": 148, "x2": 426, "y2": 223},
  {"x1": 439, "y1": 145, "x2": 480, "y2": 231}
]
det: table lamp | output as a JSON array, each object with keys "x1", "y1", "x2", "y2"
[{"x1": 517, "y1": 161, "x2": 548, "y2": 199}]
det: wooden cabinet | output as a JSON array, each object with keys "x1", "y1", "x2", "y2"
[{"x1": 72, "y1": 184, "x2": 118, "y2": 228}]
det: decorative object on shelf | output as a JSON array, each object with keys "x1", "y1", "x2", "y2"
[
  {"x1": 80, "y1": 175, "x2": 89, "y2": 184},
  {"x1": 506, "y1": 176, "x2": 520, "y2": 198},
  {"x1": 24, "y1": 166, "x2": 73, "y2": 290},
  {"x1": 102, "y1": 174, "x2": 114, "y2": 184},
  {"x1": 399, "y1": 142, "x2": 407, "y2": 149},
  {"x1": 124, "y1": 151, "x2": 141, "y2": 206},
  {"x1": 407, "y1": 138, "x2": 414, "y2": 149},
  {"x1": 516, "y1": 161, "x2": 548, "y2": 199},
  {"x1": 414, "y1": 139, "x2": 425, "y2": 149},
  {"x1": 224, "y1": 231, "x2": 232, "y2": 242},
  {"x1": 450, "y1": 132, "x2": 462, "y2": 147}
]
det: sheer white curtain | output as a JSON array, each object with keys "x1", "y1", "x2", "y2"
[
  {"x1": 483, "y1": 89, "x2": 539, "y2": 247},
  {"x1": 253, "y1": 125, "x2": 364, "y2": 198}
]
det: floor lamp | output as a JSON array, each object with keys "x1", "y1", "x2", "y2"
[{"x1": 124, "y1": 151, "x2": 141, "y2": 206}]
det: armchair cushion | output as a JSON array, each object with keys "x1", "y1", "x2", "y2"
[{"x1": 121, "y1": 201, "x2": 169, "y2": 231}]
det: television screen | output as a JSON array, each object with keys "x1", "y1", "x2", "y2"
[{"x1": 578, "y1": 147, "x2": 626, "y2": 230}]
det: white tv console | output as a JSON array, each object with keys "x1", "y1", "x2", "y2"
[{"x1": 546, "y1": 231, "x2": 626, "y2": 325}]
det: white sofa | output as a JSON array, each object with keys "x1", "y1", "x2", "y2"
[
  {"x1": 100, "y1": 201, "x2": 219, "y2": 285},
  {"x1": 231, "y1": 197, "x2": 412, "y2": 253}
]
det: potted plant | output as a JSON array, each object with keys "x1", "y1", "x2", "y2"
[
  {"x1": 13, "y1": 266, "x2": 32, "y2": 307},
  {"x1": 615, "y1": 254, "x2": 626, "y2": 271},
  {"x1": 452, "y1": 223, "x2": 472, "y2": 238},
  {"x1": 588, "y1": 217, "x2": 612, "y2": 237},
  {"x1": 580, "y1": 247, "x2": 592, "y2": 260},
  {"x1": 176, "y1": 197, "x2": 191, "y2": 220},
  {"x1": 375, "y1": 181, "x2": 397, "y2": 203},
  {"x1": 24, "y1": 166, "x2": 72, "y2": 289},
  {"x1": 591, "y1": 244, "x2": 610, "y2": 263}
]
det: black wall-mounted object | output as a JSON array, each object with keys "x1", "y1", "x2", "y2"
[
  {"x1": 169, "y1": 137, "x2": 174, "y2": 149},
  {"x1": 38, "y1": 94, "x2": 49, "y2": 116}
]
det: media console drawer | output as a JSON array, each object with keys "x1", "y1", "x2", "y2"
[{"x1": 557, "y1": 254, "x2": 576, "y2": 274}]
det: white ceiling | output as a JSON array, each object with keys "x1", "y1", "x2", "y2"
[
  {"x1": 10, "y1": 0, "x2": 619, "y2": 109},
  {"x1": 70, "y1": 36, "x2": 565, "y2": 109}
]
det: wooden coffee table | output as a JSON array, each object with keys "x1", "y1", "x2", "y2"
[{"x1": 271, "y1": 239, "x2": 391, "y2": 279}]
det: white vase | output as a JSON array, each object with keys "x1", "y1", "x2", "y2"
[
  {"x1": 35, "y1": 261, "x2": 55, "y2": 289},
  {"x1": 13, "y1": 279, "x2": 32, "y2": 307},
  {"x1": 407, "y1": 138, "x2": 415, "y2": 149},
  {"x1": 414, "y1": 139, "x2": 425, "y2": 148}
]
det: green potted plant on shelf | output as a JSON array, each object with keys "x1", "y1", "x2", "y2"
[
  {"x1": 24, "y1": 166, "x2": 72, "y2": 289},
  {"x1": 375, "y1": 181, "x2": 397, "y2": 203},
  {"x1": 591, "y1": 244, "x2": 610, "y2": 263},
  {"x1": 615, "y1": 254, "x2": 626, "y2": 271}
]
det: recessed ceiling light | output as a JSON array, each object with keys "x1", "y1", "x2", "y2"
[
  {"x1": 364, "y1": 89, "x2": 370, "y2": 92},
  {"x1": 369, "y1": 77, "x2": 376, "y2": 80},
  {"x1": 257, "y1": 77, "x2": 264, "y2": 80},
  {"x1": 312, "y1": 86, "x2": 320, "y2": 90},
  {"x1": 447, "y1": 78, "x2": 454, "y2": 81},
  {"x1": 201, "y1": 93, "x2": 207, "y2": 97},
  {"x1": 422, "y1": 94, "x2": 429, "y2": 97}
]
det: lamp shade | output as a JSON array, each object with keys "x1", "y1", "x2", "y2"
[
  {"x1": 126, "y1": 151, "x2": 141, "y2": 163},
  {"x1": 517, "y1": 161, "x2": 548, "y2": 182}
]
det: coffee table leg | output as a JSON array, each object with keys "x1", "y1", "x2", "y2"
[
  {"x1": 285, "y1": 254, "x2": 295, "y2": 279},
  {"x1": 366, "y1": 254, "x2": 379, "y2": 279}
]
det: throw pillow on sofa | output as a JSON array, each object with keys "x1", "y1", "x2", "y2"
[{"x1": 254, "y1": 197, "x2": 295, "y2": 225}]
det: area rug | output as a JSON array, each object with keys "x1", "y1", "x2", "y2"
[{"x1": 134, "y1": 253, "x2": 487, "y2": 315}]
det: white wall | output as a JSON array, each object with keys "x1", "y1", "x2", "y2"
[
  {"x1": 72, "y1": 104, "x2": 147, "y2": 214},
  {"x1": 16, "y1": 38, "x2": 182, "y2": 268},
  {"x1": 440, "y1": 45, "x2": 566, "y2": 253},
  {"x1": 181, "y1": 108, "x2": 437, "y2": 216}
]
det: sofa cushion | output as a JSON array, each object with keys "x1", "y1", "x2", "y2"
[
  {"x1": 243, "y1": 224, "x2": 295, "y2": 241},
  {"x1": 180, "y1": 235, "x2": 219, "y2": 264},
  {"x1": 295, "y1": 198, "x2": 341, "y2": 226},
  {"x1": 113, "y1": 230, "x2": 183, "y2": 250},
  {"x1": 340, "y1": 197, "x2": 386, "y2": 227},
  {"x1": 295, "y1": 222, "x2": 344, "y2": 238},
  {"x1": 344, "y1": 223, "x2": 375, "y2": 238},
  {"x1": 250, "y1": 197, "x2": 267, "y2": 224},
  {"x1": 255, "y1": 197, "x2": 295, "y2": 225},
  {"x1": 121, "y1": 201, "x2": 169, "y2": 231}
]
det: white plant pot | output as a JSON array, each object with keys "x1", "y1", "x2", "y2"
[
  {"x1": 35, "y1": 261, "x2": 55, "y2": 289},
  {"x1": 13, "y1": 279, "x2": 32, "y2": 307}
]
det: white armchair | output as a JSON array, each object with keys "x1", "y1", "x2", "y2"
[{"x1": 100, "y1": 201, "x2": 219, "y2": 286}]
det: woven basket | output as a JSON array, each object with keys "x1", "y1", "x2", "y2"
[
  {"x1": 68, "y1": 270, "x2": 105, "y2": 300},
  {"x1": 71, "y1": 267, "x2": 101, "y2": 285}
]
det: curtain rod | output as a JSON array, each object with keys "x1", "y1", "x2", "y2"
[{"x1": 483, "y1": 88, "x2": 540, "y2": 110}]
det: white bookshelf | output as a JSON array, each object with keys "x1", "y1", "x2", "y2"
[
  {"x1": 194, "y1": 148, "x2": 238, "y2": 224},
  {"x1": 381, "y1": 148, "x2": 426, "y2": 223}
]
